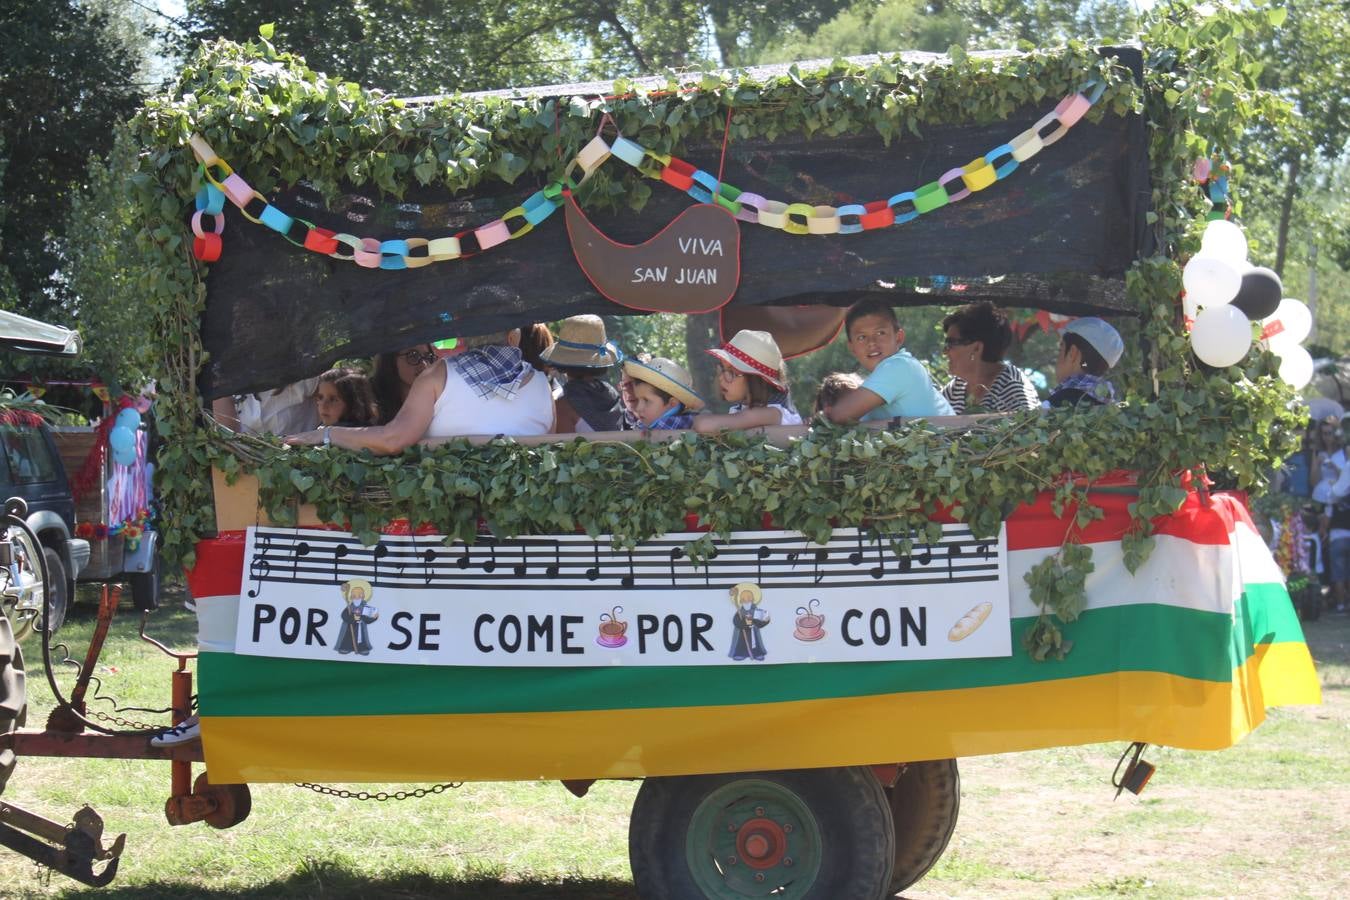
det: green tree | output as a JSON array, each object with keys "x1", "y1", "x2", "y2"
[{"x1": 0, "y1": 1, "x2": 143, "y2": 322}]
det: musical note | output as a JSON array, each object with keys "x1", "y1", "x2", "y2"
[
  {"x1": 372, "y1": 542, "x2": 390, "y2": 584},
  {"x1": 866, "y1": 530, "x2": 885, "y2": 580},
  {"x1": 421, "y1": 547, "x2": 438, "y2": 585},
  {"x1": 756, "y1": 545, "x2": 772, "y2": 582},
  {"x1": 585, "y1": 541, "x2": 601, "y2": 581},
  {"x1": 457, "y1": 545, "x2": 471, "y2": 570},
  {"x1": 668, "y1": 546, "x2": 684, "y2": 586},
  {"x1": 247, "y1": 534, "x2": 272, "y2": 598},
  {"x1": 480, "y1": 539, "x2": 497, "y2": 574},
  {"x1": 331, "y1": 543, "x2": 349, "y2": 582},
  {"x1": 291, "y1": 540, "x2": 310, "y2": 579},
  {"x1": 812, "y1": 548, "x2": 828, "y2": 585},
  {"x1": 621, "y1": 548, "x2": 636, "y2": 588},
  {"x1": 945, "y1": 542, "x2": 963, "y2": 581}
]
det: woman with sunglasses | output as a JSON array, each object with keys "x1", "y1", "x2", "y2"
[
  {"x1": 370, "y1": 344, "x2": 437, "y2": 424},
  {"x1": 939, "y1": 302, "x2": 1039, "y2": 414},
  {"x1": 1310, "y1": 415, "x2": 1344, "y2": 505}
]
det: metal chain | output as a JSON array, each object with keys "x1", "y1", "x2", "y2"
[
  {"x1": 86, "y1": 708, "x2": 165, "y2": 732},
  {"x1": 292, "y1": 781, "x2": 463, "y2": 802}
]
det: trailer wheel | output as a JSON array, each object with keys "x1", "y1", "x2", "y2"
[
  {"x1": 887, "y1": 759, "x2": 961, "y2": 894},
  {"x1": 629, "y1": 766, "x2": 895, "y2": 900},
  {"x1": 39, "y1": 546, "x2": 69, "y2": 635},
  {"x1": 0, "y1": 606, "x2": 28, "y2": 795}
]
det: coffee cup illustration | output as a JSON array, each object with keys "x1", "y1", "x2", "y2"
[
  {"x1": 793, "y1": 599, "x2": 826, "y2": 642},
  {"x1": 597, "y1": 606, "x2": 628, "y2": 648}
]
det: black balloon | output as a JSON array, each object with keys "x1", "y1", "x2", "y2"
[{"x1": 1231, "y1": 266, "x2": 1282, "y2": 320}]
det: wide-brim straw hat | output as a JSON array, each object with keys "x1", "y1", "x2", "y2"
[
  {"x1": 622, "y1": 357, "x2": 705, "y2": 411},
  {"x1": 706, "y1": 329, "x2": 787, "y2": 391},
  {"x1": 539, "y1": 314, "x2": 622, "y2": 369}
]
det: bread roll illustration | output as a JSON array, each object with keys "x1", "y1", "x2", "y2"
[{"x1": 948, "y1": 602, "x2": 993, "y2": 641}]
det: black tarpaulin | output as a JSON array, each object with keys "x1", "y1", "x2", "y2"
[{"x1": 200, "y1": 51, "x2": 1151, "y2": 398}]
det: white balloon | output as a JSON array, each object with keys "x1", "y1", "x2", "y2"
[
  {"x1": 1190, "y1": 304, "x2": 1253, "y2": 368},
  {"x1": 1201, "y1": 219, "x2": 1248, "y2": 265},
  {"x1": 1264, "y1": 297, "x2": 1312, "y2": 345},
  {"x1": 1182, "y1": 254, "x2": 1241, "y2": 307},
  {"x1": 1277, "y1": 344, "x2": 1314, "y2": 389}
]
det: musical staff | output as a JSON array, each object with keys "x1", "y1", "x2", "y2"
[{"x1": 243, "y1": 523, "x2": 1004, "y2": 593}]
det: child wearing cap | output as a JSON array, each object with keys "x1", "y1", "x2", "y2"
[
  {"x1": 538, "y1": 315, "x2": 626, "y2": 432},
  {"x1": 623, "y1": 357, "x2": 705, "y2": 430},
  {"x1": 695, "y1": 330, "x2": 803, "y2": 433},
  {"x1": 1048, "y1": 317, "x2": 1123, "y2": 408},
  {"x1": 825, "y1": 298, "x2": 954, "y2": 423}
]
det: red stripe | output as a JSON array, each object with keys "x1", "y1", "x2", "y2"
[{"x1": 186, "y1": 531, "x2": 246, "y2": 598}]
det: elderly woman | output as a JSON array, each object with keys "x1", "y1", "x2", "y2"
[{"x1": 940, "y1": 302, "x2": 1039, "y2": 414}]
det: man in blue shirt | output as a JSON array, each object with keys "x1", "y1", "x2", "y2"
[{"x1": 824, "y1": 299, "x2": 953, "y2": 423}]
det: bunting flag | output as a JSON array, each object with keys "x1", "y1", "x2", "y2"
[{"x1": 187, "y1": 488, "x2": 1319, "y2": 784}]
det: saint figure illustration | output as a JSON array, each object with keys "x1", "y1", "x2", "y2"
[
  {"x1": 728, "y1": 582, "x2": 770, "y2": 661},
  {"x1": 336, "y1": 578, "x2": 379, "y2": 656}
]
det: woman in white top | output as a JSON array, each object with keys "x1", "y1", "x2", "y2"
[
  {"x1": 285, "y1": 329, "x2": 554, "y2": 453},
  {"x1": 694, "y1": 330, "x2": 802, "y2": 433},
  {"x1": 939, "y1": 302, "x2": 1039, "y2": 414}
]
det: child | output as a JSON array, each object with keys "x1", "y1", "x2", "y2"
[
  {"x1": 695, "y1": 330, "x2": 803, "y2": 433},
  {"x1": 314, "y1": 367, "x2": 380, "y2": 427},
  {"x1": 538, "y1": 315, "x2": 626, "y2": 432},
  {"x1": 815, "y1": 372, "x2": 863, "y2": 416},
  {"x1": 824, "y1": 298, "x2": 954, "y2": 423},
  {"x1": 1047, "y1": 317, "x2": 1123, "y2": 408},
  {"x1": 622, "y1": 357, "x2": 704, "y2": 430}
]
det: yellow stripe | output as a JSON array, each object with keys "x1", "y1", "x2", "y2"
[{"x1": 201, "y1": 644, "x2": 1321, "y2": 783}]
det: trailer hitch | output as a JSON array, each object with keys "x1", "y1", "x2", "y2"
[{"x1": 0, "y1": 801, "x2": 125, "y2": 887}]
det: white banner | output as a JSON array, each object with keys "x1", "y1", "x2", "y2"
[{"x1": 235, "y1": 525, "x2": 1011, "y2": 667}]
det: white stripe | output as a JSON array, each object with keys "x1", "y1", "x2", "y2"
[
  {"x1": 196, "y1": 594, "x2": 240, "y2": 653},
  {"x1": 1008, "y1": 534, "x2": 1238, "y2": 619}
]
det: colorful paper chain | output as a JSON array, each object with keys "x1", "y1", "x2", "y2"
[{"x1": 187, "y1": 80, "x2": 1105, "y2": 267}]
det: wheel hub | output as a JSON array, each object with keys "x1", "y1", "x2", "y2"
[
  {"x1": 686, "y1": 778, "x2": 822, "y2": 898},
  {"x1": 735, "y1": 817, "x2": 786, "y2": 869}
]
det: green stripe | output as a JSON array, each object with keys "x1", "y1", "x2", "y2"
[{"x1": 201, "y1": 588, "x2": 1302, "y2": 718}]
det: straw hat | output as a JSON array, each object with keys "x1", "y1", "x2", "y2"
[
  {"x1": 707, "y1": 329, "x2": 786, "y2": 390},
  {"x1": 622, "y1": 357, "x2": 705, "y2": 411},
  {"x1": 539, "y1": 315, "x2": 622, "y2": 369}
]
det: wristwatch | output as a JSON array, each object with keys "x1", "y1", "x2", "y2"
[{"x1": 322, "y1": 426, "x2": 332, "y2": 447}]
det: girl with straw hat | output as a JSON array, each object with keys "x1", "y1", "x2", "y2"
[
  {"x1": 695, "y1": 330, "x2": 803, "y2": 433},
  {"x1": 538, "y1": 315, "x2": 626, "y2": 432},
  {"x1": 622, "y1": 357, "x2": 705, "y2": 430}
]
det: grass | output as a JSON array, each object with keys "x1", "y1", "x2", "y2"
[{"x1": 1, "y1": 586, "x2": 1347, "y2": 898}]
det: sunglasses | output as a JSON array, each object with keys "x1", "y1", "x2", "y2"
[
  {"x1": 943, "y1": 337, "x2": 976, "y2": 349},
  {"x1": 400, "y1": 349, "x2": 437, "y2": 366}
]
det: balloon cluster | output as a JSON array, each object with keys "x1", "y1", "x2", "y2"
[
  {"x1": 108, "y1": 406, "x2": 141, "y2": 468},
  {"x1": 1182, "y1": 219, "x2": 1313, "y2": 387}
]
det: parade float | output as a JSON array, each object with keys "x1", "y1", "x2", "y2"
[{"x1": 0, "y1": 6, "x2": 1323, "y2": 896}]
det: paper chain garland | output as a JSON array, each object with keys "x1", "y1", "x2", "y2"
[{"x1": 187, "y1": 80, "x2": 1105, "y2": 268}]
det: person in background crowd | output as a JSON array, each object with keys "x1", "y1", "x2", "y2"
[
  {"x1": 286, "y1": 330, "x2": 553, "y2": 452},
  {"x1": 1310, "y1": 415, "x2": 1343, "y2": 505},
  {"x1": 539, "y1": 315, "x2": 626, "y2": 433},
  {"x1": 518, "y1": 323, "x2": 556, "y2": 373},
  {"x1": 1323, "y1": 443, "x2": 1350, "y2": 613},
  {"x1": 623, "y1": 357, "x2": 704, "y2": 430},
  {"x1": 1046, "y1": 317, "x2": 1124, "y2": 408},
  {"x1": 210, "y1": 377, "x2": 319, "y2": 435},
  {"x1": 370, "y1": 343, "x2": 436, "y2": 424},
  {"x1": 314, "y1": 367, "x2": 379, "y2": 427},
  {"x1": 695, "y1": 330, "x2": 802, "y2": 432},
  {"x1": 824, "y1": 298, "x2": 953, "y2": 423},
  {"x1": 815, "y1": 372, "x2": 863, "y2": 416},
  {"x1": 618, "y1": 351, "x2": 653, "y2": 430},
  {"x1": 1273, "y1": 419, "x2": 1318, "y2": 498},
  {"x1": 940, "y1": 302, "x2": 1039, "y2": 413}
]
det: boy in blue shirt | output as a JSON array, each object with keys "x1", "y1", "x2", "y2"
[{"x1": 824, "y1": 298, "x2": 954, "y2": 423}]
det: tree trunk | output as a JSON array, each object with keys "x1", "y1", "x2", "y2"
[
  {"x1": 1274, "y1": 153, "x2": 1300, "y2": 278},
  {"x1": 685, "y1": 312, "x2": 721, "y2": 409}
]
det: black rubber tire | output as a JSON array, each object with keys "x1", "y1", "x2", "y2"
[
  {"x1": 129, "y1": 550, "x2": 161, "y2": 611},
  {"x1": 39, "y1": 545, "x2": 69, "y2": 635},
  {"x1": 629, "y1": 766, "x2": 896, "y2": 900},
  {"x1": 887, "y1": 759, "x2": 961, "y2": 894},
  {"x1": 0, "y1": 606, "x2": 28, "y2": 795}
]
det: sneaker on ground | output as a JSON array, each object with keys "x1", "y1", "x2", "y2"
[{"x1": 150, "y1": 716, "x2": 200, "y2": 747}]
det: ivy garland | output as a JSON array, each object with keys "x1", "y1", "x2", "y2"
[{"x1": 92, "y1": 4, "x2": 1304, "y2": 660}]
